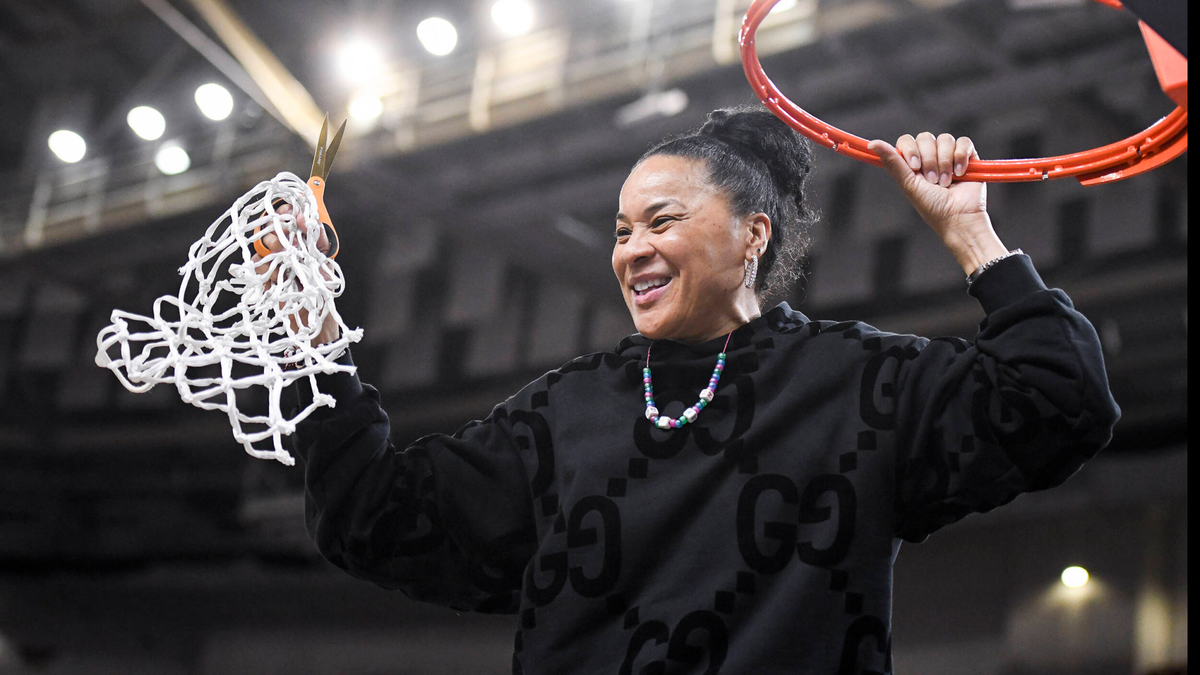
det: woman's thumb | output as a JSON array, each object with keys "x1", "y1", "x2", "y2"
[{"x1": 868, "y1": 140, "x2": 919, "y2": 191}]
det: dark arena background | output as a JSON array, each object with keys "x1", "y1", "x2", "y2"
[{"x1": 0, "y1": 0, "x2": 1187, "y2": 673}]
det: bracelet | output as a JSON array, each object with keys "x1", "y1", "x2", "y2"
[
  {"x1": 281, "y1": 346, "x2": 305, "y2": 371},
  {"x1": 966, "y1": 248, "x2": 1024, "y2": 287}
]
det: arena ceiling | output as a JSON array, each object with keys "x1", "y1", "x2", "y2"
[{"x1": 0, "y1": 0, "x2": 1181, "y2": 252}]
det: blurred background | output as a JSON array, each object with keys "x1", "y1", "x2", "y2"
[{"x1": 0, "y1": 0, "x2": 1187, "y2": 673}]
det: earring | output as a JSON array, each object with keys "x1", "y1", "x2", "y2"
[{"x1": 744, "y1": 254, "x2": 758, "y2": 289}]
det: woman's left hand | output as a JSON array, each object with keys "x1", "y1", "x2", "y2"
[
  {"x1": 252, "y1": 203, "x2": 340, "y2": 346},
  {"x1": 868, "y1": 133, "x2": 1008, "y2": 275}
]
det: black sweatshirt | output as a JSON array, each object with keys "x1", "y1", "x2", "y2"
[{"x1": 287, "y1": 254, "x2": 1120, "y2": 674}]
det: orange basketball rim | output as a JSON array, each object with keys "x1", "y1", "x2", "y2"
[{"x1": 739, "y1": 0, "x2": 1187, "y2": 185}]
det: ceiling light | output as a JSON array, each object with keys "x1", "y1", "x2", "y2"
[
  {"x1": 48, "y1": 130, "x2": 86, "y2": 163},
  {"x1": 491, "y1": 0, "x2": 535, "y2": 37},
  {"x1": 127, "y1": 106, "x2": 166, "y2": 140},
  {"x1": 1061, "y1": 566, "x2": 1089, "y2": 588},
  {"x1": 614, "y1": 88, "x2": 689, "y2": 127},
  {"x1": 155, "y1": 144, "x2": 191, "y2": 175},
  {"x1": 337, "y1": 40, "x2": 385, "y2": 84},
  {"x1": 417, "y1": 17, "x2": 458, "y2": 56},
  {"x1": 348, "y1": 94, "x2": 383, "y2": 122},
  {"x1": 195, "y1": 83, "x2": 234, "y2": 121},
  {"x1": 656, "y1": 89, "x2": 688, "y2": 116}
]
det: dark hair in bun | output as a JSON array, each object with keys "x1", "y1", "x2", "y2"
[{"x1": 638, "y1": 105, "x2": 817, "y2": 303}]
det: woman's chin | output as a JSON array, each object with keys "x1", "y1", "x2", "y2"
[{"x1": 633, "y1": 310, "x2": 681, "y2": 340}]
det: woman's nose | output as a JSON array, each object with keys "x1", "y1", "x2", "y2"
[{"x1": 620, "y1": 228, "x2": 656, "y2": 265}]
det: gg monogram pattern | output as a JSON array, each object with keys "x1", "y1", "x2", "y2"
[{"x1": 289, "y1": 255, "x2": 1119, "y2": 674}]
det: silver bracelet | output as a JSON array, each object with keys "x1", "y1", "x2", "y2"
[{"x1": 966, "y1": 248, "x2": 1024, "y2": 287}]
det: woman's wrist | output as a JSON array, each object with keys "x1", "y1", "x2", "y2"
[
  {"x1": 940, "y1": 214, "x2": 1009, "y2": 275},
  {"x1": 312, "y1": 315, "x2": 341, "y2": 347}
]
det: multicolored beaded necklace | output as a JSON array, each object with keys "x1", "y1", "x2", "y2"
[{"x1": 643, "y1": 332, "x2": 733, "y2": 429}]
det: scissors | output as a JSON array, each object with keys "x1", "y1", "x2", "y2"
[{"x1": 254, "y1": 114, "x2": 346, "y2": 259}]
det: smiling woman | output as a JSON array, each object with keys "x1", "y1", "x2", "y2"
[
  {"x1": 614, "y1": 108, "x2": 816, "y2": 343},
  {"x1": 282, "y1": 105, "x2": 1120, "y2": 674}
]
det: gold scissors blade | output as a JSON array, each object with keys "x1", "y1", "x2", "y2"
[
  {"x1": 310, "y1": 114, "x2": 329, "y2": 179},
  {"x1": 322, "y1": 119, "x2": 347, "y2": 180}
]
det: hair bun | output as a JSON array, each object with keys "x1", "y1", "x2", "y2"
[
  {"x1": 698, "y1": 109, "x2": 736, "y2": 135},
  {"x1": 698, "y1": 107, "x2": 811, "y2": 201}
]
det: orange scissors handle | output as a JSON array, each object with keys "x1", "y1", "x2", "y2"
[
  {"x1": 251, "y1": 181, "x2": 341, "y2": 260},
  {"x1": 253, "y1": 115, "x2": 345, "y2": 259},
  {"x1": 307, "y1": 174, "x2": 340, "y2": 259}
]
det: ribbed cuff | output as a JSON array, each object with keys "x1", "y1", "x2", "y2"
[
  {"x1": 291, "y1": 348, "x2": 363, "y2": 411},
  {"x1": 967, "y1": 254, "x2": 1047, "y2": 315}
]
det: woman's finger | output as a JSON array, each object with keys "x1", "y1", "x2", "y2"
[
  {"x1": 293, "y1": 207, "x2": 307, "y2": 238},
  {"x1": 316, "y1": 223, "x2": 330, "y2": 256},
  {"x1": 868, "y1": 139, "x2": 922, "y2": 193},
  {"x1": 261, "y1": 231, "x2": 281, "y2": 252},
  {"x1": 966, "y1": 136, "x2": 981, "y2": 160},
  {"x1": 895, "y1": 134, "x2": 920, "y2": 171},
  {"x1": 936, "y1": 134, "x2": 955, "y2": 187},
  {"x1": 274, "y1": 201, "x2": 327, "y2": 253},
  {"x1": 953, "y1": 136, "x2": 975, "y2": 176},
  {"x1": 271, "y1": 203, "x2": 299, "y2": 249},
  {"x1": 915, "y1": 132, "x2": 939, "y2": 184},
  {"x1": 254, "y1": 253, "x2": 280, "y2": 285}
]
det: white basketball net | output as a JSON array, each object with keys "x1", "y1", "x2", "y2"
[{"x1": 95, "y1": 171, "x2": 363, "y2": 465}]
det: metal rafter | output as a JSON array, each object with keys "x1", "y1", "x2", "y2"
[
  {"x1": 136, "y1": 0, "x2": 292, "y2": 137},
  {"x1": 183, "y1": 0, "x2": 325, "y2": 144}
]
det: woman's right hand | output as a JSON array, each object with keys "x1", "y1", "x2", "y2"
[
  {"x1": 868, "y1": 133, "x2": 1008, "y2": 276},
  {"x1": 252, "y1": 203, "x2": 341, "y2": 347}
]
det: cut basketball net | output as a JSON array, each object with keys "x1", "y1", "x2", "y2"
[{"x1": 95, "y1": 171, "x2": 362, "y2": 465}]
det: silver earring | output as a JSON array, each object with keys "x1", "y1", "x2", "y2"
[{"x1": 744, "y1": 254, "x2": 758, "y2": 289}]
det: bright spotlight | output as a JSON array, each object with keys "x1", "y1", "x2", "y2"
[
  {"x1": 614, "y1": 88, "x2": 689, "y2": 127},
  {"x1": 194, "y1": 83, "x2": 234, "y2": 121},
  {"x1": 126, "y1": 106, "x2": 166, "y2": 140},
  {"x1": 657, "y1": 89, "x2": 688, "y2": 117},
  {"x1": 491, "y1": 0, "x2": 535, "y2": 37},
  {"x1": 348, "y1": 94, "x2": 383, "y2": 122},
  {"x1": 155, "y1": 144, "x2": 191, "y2": 175},
  {"x1": 48, "y1": 130, "x2": 86, "y2": 163},
  {"x1": 417, "y1": 17, "x2": 458, "y2": 56},
  {"x1": 337, "y1": 40, "x2": 384, "y2": 84},
  {"x1": 1061, "y1": 566, "x2": 1089, "y2": 588}
]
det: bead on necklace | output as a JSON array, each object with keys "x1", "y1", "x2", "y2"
[{"x1": 643, "y1": 332, "x2": 733, "y2": 429}]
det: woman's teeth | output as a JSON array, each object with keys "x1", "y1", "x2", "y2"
[{"x1": 633, "y1": 278, "x2": 669, "y2": 294}]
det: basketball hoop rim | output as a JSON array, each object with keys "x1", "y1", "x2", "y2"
[{"x1": 739, "y1": 0, "x2": 1188, "y2": 184}]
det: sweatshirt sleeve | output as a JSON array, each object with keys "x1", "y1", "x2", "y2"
[
  {"x1": 888, "y1": 254, "x2": 1121, "y2": 542},
  {"x1": 286, "y1": 351, "x2": 541, "y2": 614}
]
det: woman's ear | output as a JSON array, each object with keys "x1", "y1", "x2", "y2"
[{"x1": 746, "y1": 212, "x2": 772, "y2": 257}]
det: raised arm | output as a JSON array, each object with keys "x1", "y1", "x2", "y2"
[
  {"x1": 882, "y1": 254, "x2": 1119, "y2": 541},
  {"x1": 286, "y1": 351, "x2": 540, "y2": 613},
  {"x1": 864, "y1": 133, "x2": 1120, "y2": 541}
]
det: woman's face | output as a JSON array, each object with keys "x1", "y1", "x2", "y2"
[{"x1": 613, "y1": 154, "x2": 767, "y2": 343}]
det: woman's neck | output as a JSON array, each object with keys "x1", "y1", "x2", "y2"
[{"x1": 673, "y1": 297, "x2": 762, "y2": 345}]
